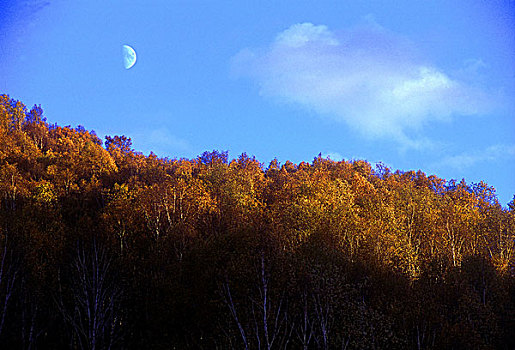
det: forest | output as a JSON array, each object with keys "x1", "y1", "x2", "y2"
[{"x1": 0, "y1": 94, "x2": 514, "y2": 349}]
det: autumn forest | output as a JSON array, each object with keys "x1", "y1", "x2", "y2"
[{"x1": 0, "y1": 94, "x2": 514, "y2": 349}]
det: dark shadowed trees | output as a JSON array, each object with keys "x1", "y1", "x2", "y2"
[{"x1": 0, "y1": 95, "x2": 513, "y2": 349}]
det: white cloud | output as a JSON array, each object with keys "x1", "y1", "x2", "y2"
[
  {"x1": 131, "y1": 128, "x2": 191, "y2": 157},
  {"x1": 275, "y1": 23, "x2": 339, "y2": 48},
  {"x1": 323, "y1": 151, "x2": 343, "y2": 161},
  {"x1": 148, "y1": 128, "x2": 189, "y2": 150},
  {"x1": 439, "y1": 144, "x2": 515, "y2": 170},
  {"x1": 233, "y1": 21, "x2": 494, "y2": 146}
]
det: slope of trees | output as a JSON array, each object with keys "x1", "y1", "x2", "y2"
[{"x1": 0, "y1": 94, "x2": 514, "y2": 349}]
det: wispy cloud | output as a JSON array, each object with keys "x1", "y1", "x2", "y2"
[
  {"x1": 323, "y1": 151, "x2": 343, "y2": 161},
  {"x1": 132, "y1": 128, "x2": 191, "y2": 157},
  {"x1": 233, "y1": 21, "x2": 494, "y2": 147},
  {"x1": 147, "y1": 129, "x2": 190, "y2": 150},
  {"x1": 439, "y1": 144, "x2": 515, "y2": 170},
  {"x1": 0, "y1": 0, "x2": 50, "y2": 26},
  {"x1": 322, "y1": 151, "x2": 382, "y2": 164}
]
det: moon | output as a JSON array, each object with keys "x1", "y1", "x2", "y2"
[{"x1": 122, "y1": 45, "x2": 137, "y2": 69}]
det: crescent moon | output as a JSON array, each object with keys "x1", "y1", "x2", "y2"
[{"x1": 122, "y1": 45, "x2": 137, "y2": 69}]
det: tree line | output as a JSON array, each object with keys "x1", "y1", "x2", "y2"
[{"x1": 0, "y1": 94, "x2": 514, "y2": 349}]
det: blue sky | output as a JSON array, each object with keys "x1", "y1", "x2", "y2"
[{"x1": 1, "y1": 0, "x2": 514, "y2": 205}]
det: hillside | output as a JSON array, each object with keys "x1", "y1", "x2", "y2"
[{"x1": 0, "y1": 94, "x2": 514, "y2": 349}]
